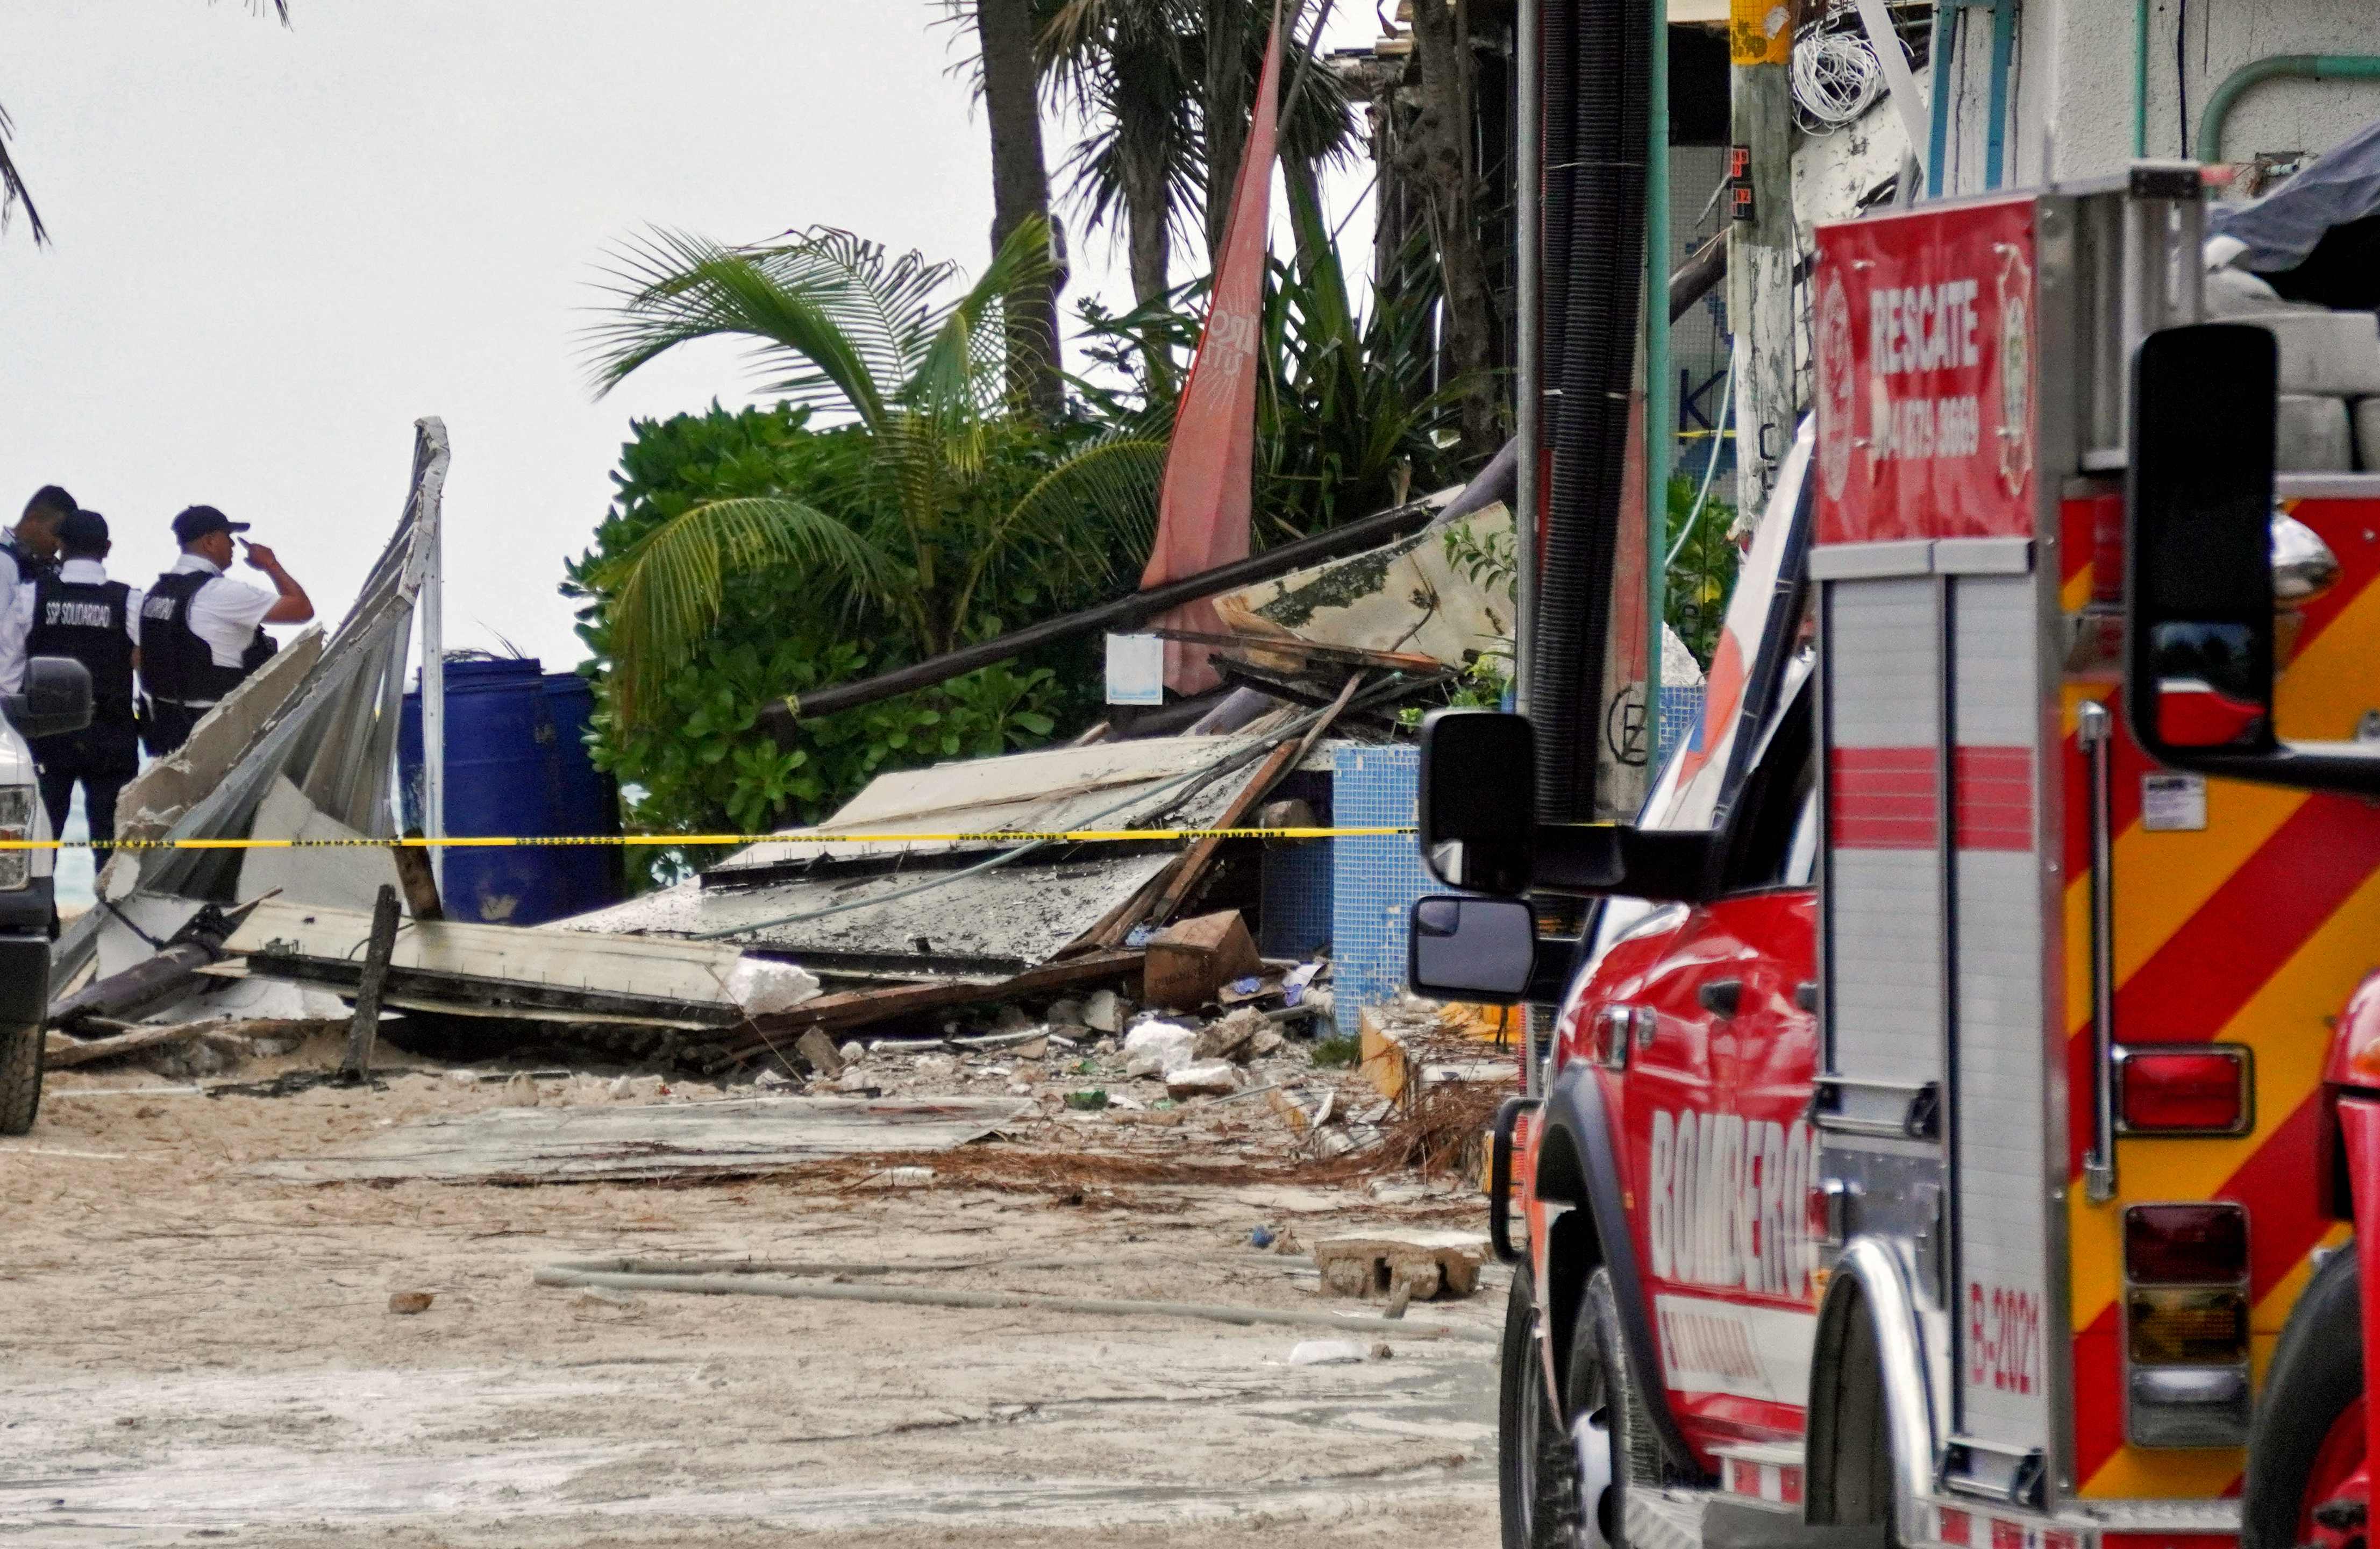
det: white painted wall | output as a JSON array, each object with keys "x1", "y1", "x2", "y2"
[{"x1": 1925, "y1": 0, "x2": 2380, "y2": 198}]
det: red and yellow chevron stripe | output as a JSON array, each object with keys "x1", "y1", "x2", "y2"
[{"x1": 2058, "y1": 491, "x2": 2380, "y2": 1500}]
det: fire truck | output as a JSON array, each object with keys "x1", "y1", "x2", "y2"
[{"x1": 1409, "y1": 164, "x2": 2380, "y2": 1549}]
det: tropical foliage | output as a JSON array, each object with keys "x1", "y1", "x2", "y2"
[
  {"x1": 1074, "y1": 208, "x2": 1476, "y2": 545},
  {"x1": 581, "y1": 217, "x2": 1165, "y2": 728},
  {"x1": 564, "y1": 402, "x2": 1105, "y2": 878},
  {"x1": 1662, "y1": 473, "x2": 1740, "y2": 666},
  {"x1": 1035, "y1": 0, "x2": 1356, "y2": 303}
]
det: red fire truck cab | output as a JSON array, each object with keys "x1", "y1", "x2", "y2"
[{"x1": 1415, "y1": 165, "x2": 2380, "y2": 1549}]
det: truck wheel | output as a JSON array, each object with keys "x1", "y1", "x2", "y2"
[
  {"x1": 2242, "y1": 1247, "x2": 2364, "y2": 1549},
  {"x1": 1501, "y1": 1271, "x2": 1585, "y2": 1548},
  {"x1": 1574, "y1": 1268, "x2": 1643, "y2": 1544},
  {"x1": 0, "y1": 1019, "x2": 42, "y2": 1135}
]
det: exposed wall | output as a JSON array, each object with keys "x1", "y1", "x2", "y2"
[{"x1": 1975, "y1": 0, "x2": 2380, "y2": 196}]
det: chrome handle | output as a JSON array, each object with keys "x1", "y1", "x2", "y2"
[{"x1": 2079, "y1": 700, "x2": 2119, "y2": 1203}]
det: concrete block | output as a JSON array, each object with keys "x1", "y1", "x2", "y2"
[
  {"x1": 2277, "y1": 395, "x2": 2355, "y2": 472},
  {"x1": 2246, "y1": 311, "x2": 2380, "y2": 397}
]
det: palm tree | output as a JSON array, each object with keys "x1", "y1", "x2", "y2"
[
  {"x1": 1038, "y1": 0, "x2": 1355, "y2": 301},
  {"x1": 2, "y1": 1, "x2": 290, "y2": 245},
  {"x1": 583, "y1": 218, "x2": 1165, "y2": 727},
  {"x1": 971, "y1": 0, "x2": 1066, "y2": 417},
  {"x1": 1039, "y1": 0, "x2": 1205, "y2": 309}
]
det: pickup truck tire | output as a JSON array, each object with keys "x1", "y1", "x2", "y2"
[
  {"x1": 2240, "y1": 1246, "x2": 2361, "y2": 1549},
  {"x1": 0, "y1": 1019, "x2": 41, "y2": 1135},
  {"x1": 1501, "y1": 1272, "x2": 1585, "y2": 1549}
]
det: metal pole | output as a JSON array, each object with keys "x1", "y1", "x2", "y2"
[
  {"x1": 420, "y1": 462, "x2": 445, "y2": 893},
  {"x1": 1645, "y1": 2, "x2": 1669, "y2": 779},
  {"x1": 1513, "y1": 0, "x2": 1541, "y2": 724},
  {"x1": 1513, "y1": 0, "x2": 1542, "y2": 1098}
]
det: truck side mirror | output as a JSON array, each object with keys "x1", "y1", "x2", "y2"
[
  {"x1": 2126, "y1": 323, "x2": 2380, "y2": 792},
  {"x1": 3, "y1": 657, "x2": 92, "y2": 740},
  {"x1": 1417, "y1": 707, "x2": 1718, "y2": 900},
  {"x1": 1408, "y1": 895, "x2": 1536, "y2": 1004},
  {"x1": 1418, "y1": 709, "x2": 1537, "y2": 894}
]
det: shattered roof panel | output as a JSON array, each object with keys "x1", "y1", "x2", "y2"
[
  {"x1": 562, "y1": 734, "x2": 1272, "y2": 975},
  {"x1": 565, "y1": 848, "x2": 1178, "y2": 980},
  {"x1": 709, "y1": 733, "x2": 1269, "y2": 874}
]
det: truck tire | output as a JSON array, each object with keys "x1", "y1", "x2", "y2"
[
  {"x1": 1810, "y1": 1289, "x2": 1900, "y2": 1543},
  {"x1": 0, "y1": 1019, "x2": 41, "y2": 1135},
  {"x1": 1501, "y1": 1271, "x2": 1585, "y2": 1549},
  {"x1": 2242, "y1": 1247, "x2": 2363, "y2": 1549}
]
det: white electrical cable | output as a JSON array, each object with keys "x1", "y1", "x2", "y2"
[{"x1": 1792, "y1": 29, "x2": 1884, "y2": 133}]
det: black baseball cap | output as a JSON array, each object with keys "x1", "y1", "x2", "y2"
[
  {"x1": 56, "y1": 510, "x2": 109, "y2": 553},
  {"x1": 172, "y1": 505, "x2": 251, "y2": 543}
]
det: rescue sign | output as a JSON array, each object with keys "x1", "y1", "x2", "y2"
[{"x1": 1814, "y1": 196, "x2": 2038, "y2": 544}]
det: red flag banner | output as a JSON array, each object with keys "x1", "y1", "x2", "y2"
[{"x1": 1139, "y1": 0, "x2": 1286, "y2": 695}]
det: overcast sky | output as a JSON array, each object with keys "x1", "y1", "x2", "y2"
[{"x1": 0, "y1": 1, "x2": 1376, "y2": 672}]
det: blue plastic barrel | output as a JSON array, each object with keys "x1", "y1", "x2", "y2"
[{"x1": 398, "y1": 658, "x2": 621, "y2": 925}]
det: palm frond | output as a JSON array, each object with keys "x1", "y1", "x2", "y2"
[
  {"x1": 957, "y1": 435, "x2": 1167, "y2": 619},
  {"x1": 744, "y1": 228, "x2": 961, "y2": 396},
  {"x1": 907, "y1": 214, "x2": 1057, "y2": 421},
  {"x1": 603, "y1": 495, "x2": 899, "y2": 723},
  {"x1": 0, "y1": 104, "x2": 48, "y2": 247},
  {"x1": 584, "y1": 228, "x2": 897, "y2": 430}
]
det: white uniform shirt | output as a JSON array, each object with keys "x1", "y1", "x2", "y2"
[
  {"x1": 0, "y1": 543, "x2": 31, "y2": 696},
  {"x1": 155, "y1": 554, "x2": 277, "y2": 672}
]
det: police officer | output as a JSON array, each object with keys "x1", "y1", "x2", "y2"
[
  {"x1": 138, "y1": 506, "x2": 313, "y2": 755},
  {"x1": 26, "y1": 511, "x2": 143, "y2": 845},
  {"x1": 0, "y1": 486, "x2": 72, "y2": 695}
]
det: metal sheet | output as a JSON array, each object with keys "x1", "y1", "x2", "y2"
[
  {"x1": 226, "y1": 897, "x2": 816, "y2": 1024},
  {"x1": 567, "y1": 733, "x2": 1270, "y2": 974},
  {"x1": 708, "y1": 733, "x2": 1269, "y2": 875},
  {"x1": 566, "y1": 848, "x2": 1179, "y2": 979},
  {"x1": 244, "y1": 1096, "x2": 1034, "y2": 1184}
]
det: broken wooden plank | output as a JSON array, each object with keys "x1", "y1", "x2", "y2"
[
  {"x1": 343, "y1": 884, "x2": 402, "y2": 1077},
  {"x1": 246, "y1": 1095, "x2": 1035, "y2": 1185},
  {"x1": 42, "y1": 1017, "x2": 339, "y2": 1069},
  {"x1": 717, "y1": 950, "x2": 1144, "y2": 1066},
  {"x1": 1128, "y1": 672, "x2": 1364, "y2": 935},
  {"x1": 391, "y1": 842, "x2": 443, "y2": 921}
]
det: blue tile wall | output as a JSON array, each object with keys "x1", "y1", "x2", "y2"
[
  {"x1": 1329, "y1": 744, "x2": 1429, "y2": 1022},
  {"x1": 1321, "y1": 693, "x2": 1707, "y2": 1024}
]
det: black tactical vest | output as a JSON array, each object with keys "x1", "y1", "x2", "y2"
[
  {"x1": 139, "y1": 570, "x2": 271, "y2": 706},
  {"x1": 27, "y1": 575, "x2": 134, "y2": 728}
]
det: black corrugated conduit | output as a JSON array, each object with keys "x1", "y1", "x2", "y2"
[{"x1": 1528, "y1": 0, "x2": 1651, "y2": 822}]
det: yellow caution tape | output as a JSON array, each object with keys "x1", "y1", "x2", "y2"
[{"x1": 0, "y1": 825, "x2": 1419, "y2": 852}]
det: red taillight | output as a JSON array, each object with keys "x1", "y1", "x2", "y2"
[
  {"x1": 1937, "y1": 1508, "x2": 1973, "y2": 1546},
  {"x1": 2124, "y1": 1202, "x2": 2249, "y2": 1285},
  {"x1": 2118, "y1": 1046, "x2": 2250, "y2": 1134}
]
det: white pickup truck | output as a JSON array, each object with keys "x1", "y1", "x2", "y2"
[{"x1": 0, "y1": 657, "x2": 92, "y2": 1135}]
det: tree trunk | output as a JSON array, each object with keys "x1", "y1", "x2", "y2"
[
  {"x1": 1202, "y1": 0, "x2": 1253, "y2": 268},
  {"x1": 1120, "y1": 126, "x2": 1172, "y2": 307},
  {"x1": 1405, "y1": 0, "x2": 1502, "y2": 456},
  {"x1": 975, "y1": 0, "x2": 1064, "y2": 419}
]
